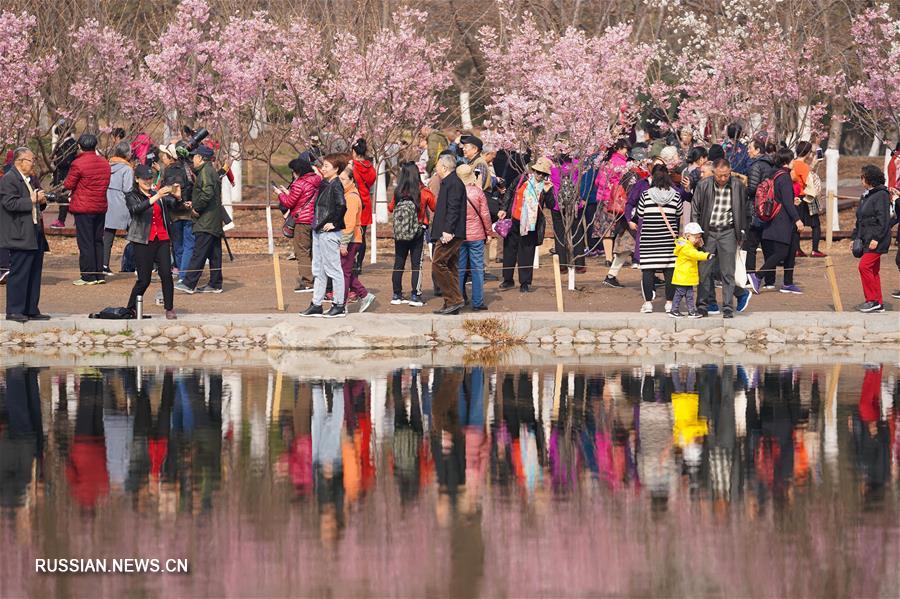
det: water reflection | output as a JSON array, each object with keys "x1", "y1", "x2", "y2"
[{"x1": 1, "y1": 362, "x2": 899, "y2": 597}]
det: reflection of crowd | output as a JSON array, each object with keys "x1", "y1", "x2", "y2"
[{"x1": 1, "y1": 363, "x2": 898, "y2": 533}]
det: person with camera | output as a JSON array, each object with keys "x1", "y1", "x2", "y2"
[
  {"x1": 0, "y1": 148, "x2": 50, "y2": 322},
  {"x1": 64, "y1": 133, "x2": 112, "y2": 286},
  {"x1": 175, "y1": 145, "x2": 224, "y2": 295},
  {"x1": 49, "y1": 120, "x2": 78, "y2": 229},
  {"x1": 125, "y1": 164, "x2": 179, "y2": 320},
  {"x1": 158, "y1": 143, "x2": 194, "y2": 281},
  {"x1": 852, "y1": 165, "x2": 892, "y2": 313},
  {"x1": 103, "y1": 142, "x2": 134, "y2": 275}
]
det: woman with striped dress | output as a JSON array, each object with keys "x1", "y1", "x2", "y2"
[{"x1": 635, "y1": 165, "x2": 683, "y2": 313}]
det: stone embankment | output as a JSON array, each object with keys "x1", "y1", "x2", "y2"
[{"x1": 0, "y1": 312, "x2": 896, "y2": 352}]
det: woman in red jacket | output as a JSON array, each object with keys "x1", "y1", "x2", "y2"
[
  {"x1": 277, "y1": 156, "x2": 322, "y2": 292},
  {"x1": 64, "y1": 133, "x2": 112, "y2": 285},
  {"x1": 351, "y1": 139, "x2": 376, "y2": 274}
]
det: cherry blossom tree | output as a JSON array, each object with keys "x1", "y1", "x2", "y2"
[
  {"x1": 0, "y1": 11, "x2": 57, "y2": 147},
  {"x1": 848, "y1": 4, "x2": 900, "y2": 143}
]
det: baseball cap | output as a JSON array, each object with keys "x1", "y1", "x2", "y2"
[
  {"x1": 134, "y1": 164, "x2": 154, "y2": 180},
  {"x1": 190, "y1": 145, "x2": 214, "y2": 159},
  {"x1": 684, "y1": 222, "x2": 704, "y2": 235}
]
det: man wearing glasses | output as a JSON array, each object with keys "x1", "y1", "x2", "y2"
[{"x1": 0, "y1": 147, "x2": 50, "y2": 323}]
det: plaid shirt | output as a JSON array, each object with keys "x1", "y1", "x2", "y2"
[{"x1": 709, "y1": 182, "x2": 733, "y2": 229}]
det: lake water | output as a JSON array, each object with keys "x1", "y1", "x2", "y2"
[{"x1": 1, "y1": 358, "x2": 898, "y2": 598}]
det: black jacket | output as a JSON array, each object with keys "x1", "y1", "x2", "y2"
[
  {"x1": 431, "y1": 171, "x2": 467, "y2": 241},
  {"x1": 313, "y1": 177, "x2": 346, "y2": 232},
  {"x1": 761, "y1": 168, "x2": 801, "y2": 244},
  {"x1": 51, "y1": 137, "x2": 77, "y2": 187},
  {"x1": 0, "y1": 168, "x2": 48, "y2": 252},
  {"x1": 747, "y1": 154, "x2": 777, "y2": 202},
  {"x1": 162, "y1": 161, "x2": 193, "y2": 221},
  {"x1": 125, "y1": 187, "x2": 176, "y2": 245},
  {"x1": 852, "y1": 186, "x2": 892, "y2": 255},
  {"x1": 692, "y1": 175, "x2": 748, "y2": 241}
]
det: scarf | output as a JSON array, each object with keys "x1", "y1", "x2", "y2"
[{"x1": 519, "y1": 175, "x2": 541, "y2": 236}]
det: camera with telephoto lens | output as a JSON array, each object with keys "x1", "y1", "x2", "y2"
[
  {"x1": 176, "y1": 127, "x2": 210, "y2": 160},
  {"x1": 43, "y1": 191, "x2": 69, "y2": 203}
]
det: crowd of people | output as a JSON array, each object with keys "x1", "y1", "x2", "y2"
[{"x1": 1, "y1": 121, "x2": 899, "y2": 322}]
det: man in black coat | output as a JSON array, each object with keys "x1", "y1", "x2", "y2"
[
  {"x1": 0, "y1": 148, "x2": 50, "y2": 322},
  {"x1": 430, "y1": 154, "x2": 467, "y2": 314}
]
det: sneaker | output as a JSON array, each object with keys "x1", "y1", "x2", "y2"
[
  {"x1": 688, "y1": 311, "x2": 702, "y2": 319},
  {"x1": 795, "y1": 249, "x2": 807, "y2": 258},
  {"x1": 347, "y1": 293, "x2": 359, "y2": 304},
  {"x1": 499, "y1": 281, "x2": 515, "y2": 290},
  {"x1": 664, "y1": 301, "x2": 672, "y2": 312},
  {"x1": 736, "y1": 291, "x2": 751, "y2": 313},
  {"x1": 165, "y1": 310, "x2": 177, "y2": 320},
  {"x1": 892, "y1": 290, "x2": 900, "y2": 300},
  {"x1": 779, "y1": 284, "x2": 803, "y2": 294},
  {"x1": 763, "y1": 284, "x2": 776, "y2": 291},
  {"x1": 695, "y1": 309, "x2": 708, "y2": 318},
  {"x1": 408, "y1": 294, "x2": 425, "y2": 307},
  {"x1": 707, "y1": 303, "x2": 720, "y2": 315},
  {"x1": 640, "y1": 301, "x2": 653, "y2": 313},
  {"x1": 73, "y1": 278, "x2": 91, "y2": 286},
  {"x1": 858, "y1": 301, "x2": 885, "y2": 313},
  {"x1": 520, "y1": 284, "x2": 532, "y2": 293},
  {"x1": 300, "y1": 303, "x2": 323, "y2": 317},
  {"x1": 49, "y1": 219, "x2": 65, "y2": 229},
  {"x1": 294, "y1": 284, "x2": 314, "y2": 293},
  {"x1": 668, "y1": 310, "x2": 684, "y2": 318},
  {"x1": 811, "y1": 251, "x2": 827, "y2": 258},
  {"x1": 197, "y1": 285, "x2": 223, "y2": 294},
  {"x1": 174, "y1": 281, "x2": 195, "y2": 294},
  {"x1": 631, "y1": 263, "x2": 639, "y2": 269},
  {"x1": 324, "y1": 304, "x2": 346, "y2": 318},
  {"x1": 391, "y1": 294, "x2": 408, "y2": 305},
  {"x1": 747, "y1": 273, "x2": 761, "y2": 294},
  {"x1": 359, "y1": 294, "x2": 376, "y2": 313},
  {"x1": 723, "y1": 307, "x2": 734, "y2": 319},
  {"x1": 90, "y1": 278, "x2": 106, "y2": 285},
  {"x1": 102, "y1": 266, "x2": 113, "y2": 275},
  {"x1": 603, "y1": 275, "x2": 624, "y2": 289}
]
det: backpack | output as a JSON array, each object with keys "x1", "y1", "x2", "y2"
[
  {"x1": 557, "y1": 173, "x2": 579, "y2": 211},
  {"x1": 755, "y1": 170, "x2": 787, "y2": 223},
  {"x1": 392, "y1": 198, "x2": 420, "y2": 241},
  {"x1": 608, "y1": 169, "x2": 639, "y2": 215}
]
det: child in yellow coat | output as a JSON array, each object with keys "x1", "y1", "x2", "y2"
[{"x1": 670, "y1": 222, "x2": 711, "y2": 318}]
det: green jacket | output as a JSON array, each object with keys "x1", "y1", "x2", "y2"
[{"x1": 191, "y1": 161, "x2": 223, "y2": 237}]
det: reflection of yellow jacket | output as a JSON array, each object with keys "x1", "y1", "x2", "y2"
[
  {"x1": 672, "y1": 392, "x2": 708, "y2": 447},
  {"x1": 672, "y1": 237, "x2": 710, "y2": 286}
]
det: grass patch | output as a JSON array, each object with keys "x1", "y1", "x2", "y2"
[{"x1": 462, "y1": 317, "x2": 522, "y2": 345}]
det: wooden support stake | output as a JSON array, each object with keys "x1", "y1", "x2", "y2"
[
  {"x1": 272, "y1": 370, "x2": 283, "y2": 416},
  {"x1": 273, "y1": 252, "x2": 285, "y2": 311},
  {"x1": 825, "y1": 191, "x2": 835, "y2": 249},
  {"x1": 552, "y1": 254, "x2": 564, "y2": 312},
  {"x1": 824, "y1": 255, "x2": 843, "y2": 312}
]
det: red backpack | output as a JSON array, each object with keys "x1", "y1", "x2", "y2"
[{"x1": 755, "y1": 170, "x2": 787, "y2": 222}]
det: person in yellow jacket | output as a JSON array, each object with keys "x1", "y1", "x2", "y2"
[{"x1": 670, "y1": 222, "x2": 711, "y2": 318}]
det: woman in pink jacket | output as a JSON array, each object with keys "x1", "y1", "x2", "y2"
[
  {"x1": 457, "y1": 164, "x2": 493, "y2": 311},
  {"x1": 593, "y1": 139, "x2": 630, "y2": 264},
  {"x1": 277, "y1": 156, "x2": 322, "y2": 292}
]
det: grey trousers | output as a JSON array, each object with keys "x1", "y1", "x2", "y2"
[
  {"x1": 311, "y1": 230, "x2": 345, "y2": 306},
  {"x1": 698, "y1": 228, "x2": 737, "y2": 310}
]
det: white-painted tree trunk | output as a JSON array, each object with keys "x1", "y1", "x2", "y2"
[
  {"x1": 824, "y1": 148, "x2": 840, "y2": 231},
  {"x1": 222, "y1": 142, "x2": 239, "y2": 233},
  {"x1": 868, "y1": 136, "x2": 881, "y2": 157},
  {"x1": 797, "y1": 104, "x2": 812, "y2": 142},
  {"x1": 373, "y1": 160, "x2": 388, "y2": 264},
  {"x1": 459, "y1": 91, "x2": 473, "y2": 130}
]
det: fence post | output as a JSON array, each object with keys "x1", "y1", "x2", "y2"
[
  {"x1": 273, "y1": 253, "x2": 285, "y2": 311},
  {"x1": 552, "y1": 254, "x2": 564, "y2": 312}
]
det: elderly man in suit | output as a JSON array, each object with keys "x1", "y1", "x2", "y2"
[{"x1": 0, "y1": 147, "x2": 50, "y2": 322}]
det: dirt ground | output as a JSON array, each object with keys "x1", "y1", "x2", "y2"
[{"x1": 6, "y1": 234, "x2": 897, "y2": 318}]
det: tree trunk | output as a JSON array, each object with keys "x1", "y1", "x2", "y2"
[
  {"x1": 459, "y1": 90, "x2": 473, "y2": 130},
  {"x1": 868, "y1": 136, "x2": 881, "y2": 157},
  {"x1": 827, "y1": 101, "x2": 844, "y2": 151}
]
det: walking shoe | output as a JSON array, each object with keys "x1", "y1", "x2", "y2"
[
  {"x1": 695, "y1": 309, "x2": 708, "y2": 318},
  {"x1": 664, "y1": 301, "x2": 672, "y2": 312},
  {"x1": 347, "y1": 292, "x2": 359, "y2": 304},
  {"x1": 736, "y1": 291, "x2": 751, "y2": 312},
  {"x1": 408, "y1": 294, "x2": 425, "y2": 307},
  {"x1": 324, "y1": 304, "x2": 347, "y2": 318},
  {"x1": 688, "y1": 310, "x2": 702, "y2": 319},
  {"x1": 165, "y1": 310, "x2": 177, "y2": 320},
  {"x1": 763, "y1": 284, "x2": 776, "y2": 291},
  {"x1": 747, "y1": 273, "x2": 761, "y2": 294},
  {"x1": 300, "y1": 303, "x2": 324, "y2": 317},
  {"x1": 472, "y1": 305, "x2": 488, "y2": 311},
  {"x1": 631, "y1": 262, "x2": 639, "y2": 269},
  {"x1": 795, "y1": 249, "x2": 807, "y2": 258},
  {"x1": 26, "y1": 313, "x2": 50, "y2": 320},
  {"x1": 102, "y1": 266, "x2": 113, "y2": 275},
  {"x1": 499, "y1": 281, "x2": 515, "y2": 290},
  {"x1": 779, "y1": 284, "x2": 803, "y2": 294},
  {"x1": 90, "y1": 278, "x2": 106, "y2": 285},
  {"x1": 294, "y1": 284, "x2": 314, "y2": 293},
  {"x1": 5, "y1": 313, "x2": 28, "y2": 323},
  {"x1": 0, "y1": 271, "x2": 8, "y2": 285},
  {"x1": 434, "y1": 303, "x2": 463, "y2": 315},
  {"x1": 858, "y1": 301, "x2": 885, "y2": 313},
  {"x1": 707, "y1": 303, "x2": 720, "y2": 315},
  {"x1": 811, "y1": 250, "x2": 827, "y2": 258},
  {"x1": 174, "y1": 282, "x2": 195, "y2": 294},
  {"x1": 668, "y1": 310, "x2": 684, "y2": 318},
  {"x1": 603, "y1": 275, "x2": 624, "y2": 289},
  {"x1": 893, "y1": 290, "x2": 900, "y2": 299},
  {"x1": 73, "y1": 278, "x2": 91, "y2": 286},
  {"x1": 391, "y1": 294, "x2": 408, "y2": 305},
  {"x1": 640, "y1": 301, "x2": 653, "y2": 313},
  {"x1": 723, "y1": 307, "x2": 734, "y2": 319},
  {"x1": 49, "y1": 219, "x2": 65, "y2": 229},
  {"x1": 520, "y1": 284, "x2": 532, "y2": 293},
  {"x1": 197, "y1": 285, "x2": 223, "y2": 294},
  {"x1": 359, "y1": 294, "x2": 376, "y2": 313}
]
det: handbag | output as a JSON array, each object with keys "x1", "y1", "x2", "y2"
[
  {"x1": 734, "y1": 249, "x2": 749, "y2": 289},
  {"x1": 851, "y1": 237, "x2": 864, "y2": 258},
  {"x1": 282, "y1": 214, "x2": 295, "y2": 238},
  {"x1": 493, "y1": 218, "x2": 512, "y2": 238}
]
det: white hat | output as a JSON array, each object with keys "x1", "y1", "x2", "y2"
[
  {"x1": 158, "y1": 144, "x2": 178, "y2": 159},
  {"x1": 684, "y1": 222, "x2": 704, "y2": 235}
]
